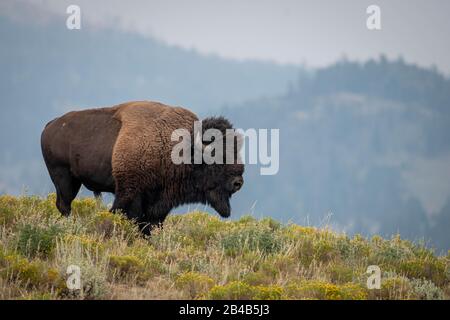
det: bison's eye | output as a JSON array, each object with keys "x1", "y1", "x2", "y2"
[{"x1": 230, "y1": 176, "x2": 243, "y2": 192}]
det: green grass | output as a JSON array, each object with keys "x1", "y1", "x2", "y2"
[{"x1": 0, "y1": 194, "x2": 448, "y2": 300}]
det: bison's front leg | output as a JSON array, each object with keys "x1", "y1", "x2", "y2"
[
  {"x1": 110, "y1": 195, "x2": 132, "y2": 215},
  {"x1": 138, "y1": 215, "x2": 166, "y2": 236},
  {"x1": 138, "y1": 199, "x2": 171, "y2": 236},
  {"x1": 125, "y1": 193, "x2": 145, "y2": 221},
  {"x1": 139, "y1": 223, "x2": 156, "y2": 237},
  {"x1": 110, "y1": 180, "x2": 140, "y2": 216},
  {"x1": 111, "y1": 193, "x2": 158, "y2": 237}
]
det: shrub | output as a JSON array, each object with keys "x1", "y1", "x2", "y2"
[
  {"x1": 0, "y1": 197, "x2": 17, "y2": 227},
  {"x1": 57, "y1": 261, "x2": 108, "y2": 300},
  {"x1": 347, "y1": 234, "x2": 371, "y2": 260},
  {"x1": 21, "y1": 292, "x2": 55, "y2": 300},
  {"x1": 253, "y1": 285, "x2": 283, "y2": 300},
  {"x1": 397, "y1": 257, "x2": 447, "y2": 286},
  {"x1": 283, "y1": 280, "x2": 367, "y2": 300},
  {"x1": 410, "y1": 278, "x2": 445, "y2": 300},
  {"x1": 109, "y1": 255, "x2": 144, "y2": 276},
  {"x1": 221, "y1": 226, "x2": 281, "y2": 256},
  {"x1": 313, "y1": 238, "x2": 340, "y2": 262},
  {"x1": 36, "y1": 195, "x2": 61, "y2": 219},
  {"x1": 376, "y1": 275, "x2": 412, "y2": 300},
  {"x1": 284, "y1": 225, "x2": 317, "y2": 239},
  {"x1": 143, "y1": 256, "x2": 166, "y2": 276},
  {"x1": 90, "y1": 211, "x2": 138, "y2": 238},
  {"x1": 242, "y1": 271, "x2": 274, "y2": 286},
  {"x1": 156, "y1": 212, "x2": 225, "y2": 249},
  {"x1": 0, "y1": 195, "x2": 21, "y2": 208},
  {"x1": 71, "y1": 198, "x2": 101, "y2": 217},
  {"x1": 209, "y1": 280, "x2": 367, "y2": 300},
  {"x1": 236, "y1": 215, "x2": 257, "y2": 225},
  {"x1": 54, "y1": 235, "x2": 109, "y2": 299},
  {"x1": 208, "y1": 281, "x2": 256, "y2": 300},
  {"x1": 176, "y1": 272, "x2": 215, "y2": 298},
  {"x1": 17, "y1": 224, "x2": 63, "y2": 258},
  {"x1": 327, "y1": 264, "x2": 354, "y2": 284},
  {"x1": 0, "y1": 251, "x2": 62, "y2": 289},
  {"x1": 109, "y1": 253, "x2": 164, "y2": 283},
  {"x1": 370, "y1": 235, "x2": 414, "y2": 266},
  {"x1": 63, "y1": 235, "x2": 104, "y2": 255},
  {"x1": 260, "y1": 217, "x2": 282, "y2": 231},
  {"x1": 207, "y1": 281, "x2": 284, "y2": 300}
]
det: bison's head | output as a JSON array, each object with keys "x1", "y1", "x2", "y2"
[
  {"x1": 203, "y1": 162, "x2": 244, "y2": 218},
  {"x1": 193, "y1": 117, "x2": 244, "y2": 218}
]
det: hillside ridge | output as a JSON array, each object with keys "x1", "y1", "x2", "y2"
[{"x1": 0, "y1": 194, "x2": 448, "y2": 300}]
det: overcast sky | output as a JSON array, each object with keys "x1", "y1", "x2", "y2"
[{"x1": 2, "y1": 0, "x2": 450, "y2": 73}]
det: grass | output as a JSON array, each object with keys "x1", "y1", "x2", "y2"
[{"x1": 0, "y1": 194, "x2": 448, "y2": 300}]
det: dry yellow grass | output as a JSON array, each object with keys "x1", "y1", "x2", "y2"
[{"x1": 0, "y1": 194, "x2": 448, "y2": 300}]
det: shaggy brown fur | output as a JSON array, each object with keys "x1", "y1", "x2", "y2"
[{"x1": 41, "y1": 101, "x2": 244, "y2": 235}]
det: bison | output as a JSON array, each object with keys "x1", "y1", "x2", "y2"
[{"x1": 41, "y1": 101, "x2": 244, "y2": 235}]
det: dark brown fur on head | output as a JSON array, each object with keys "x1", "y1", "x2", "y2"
[
  {"x1": 187, "y1": 117, "x2": 244, "y2": 218},
  {"x1": 143, "y1": 115, "x2": 244, "y2": 228},
  {"x1": 135, "y1": 112, "x2": 245, "y2": 230}
]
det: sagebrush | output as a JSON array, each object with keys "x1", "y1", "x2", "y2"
[{"x1": 0, "y1": 194, "x2": 448, "y2": 300}]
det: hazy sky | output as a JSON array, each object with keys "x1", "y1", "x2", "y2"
[{"x1": 2, "y1": 0, "x2": 450, "y2": 73}]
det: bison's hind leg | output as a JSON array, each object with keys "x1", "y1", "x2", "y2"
[{"x1": 49, "y1": 166, "x2": 81, "y2": 216}]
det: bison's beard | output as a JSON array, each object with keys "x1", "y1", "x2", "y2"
[{"x1": 207, "y1": 189, "x2": 231, "y2": 218}]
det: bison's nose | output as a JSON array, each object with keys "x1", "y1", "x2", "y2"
[{"x1": 231, "y1": 177, "x2": 243, "y2": 192}]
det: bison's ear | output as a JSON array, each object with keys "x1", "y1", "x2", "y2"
[{"x1": 202, "y1": 117, "x2": 233, "y2": 135}]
